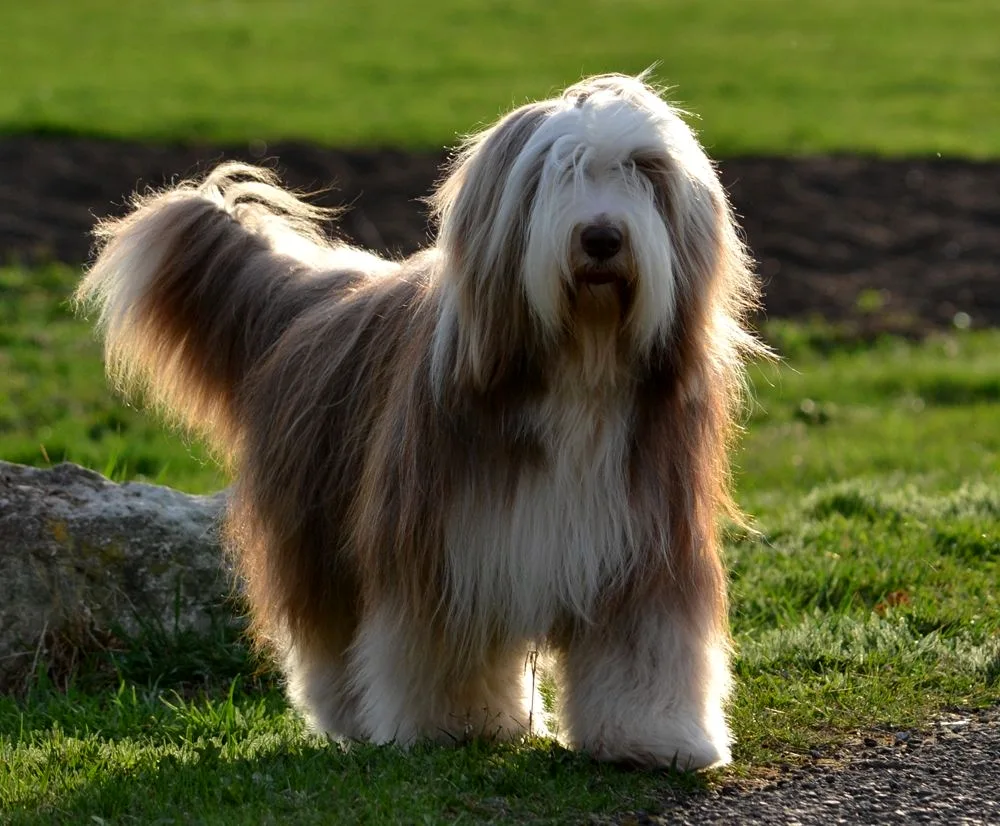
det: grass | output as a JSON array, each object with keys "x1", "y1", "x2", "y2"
[
  {"x1": 0, "y1": 264, "x2": 225, "y2": 493},
  {"x1": 2, "y1": 680, "x2": 694, "y2": 825},
  {"x1": 1, "y1": 262, "x2": 998, "y2": 822},
  {"x1": 1, "y1": 0, "x2": 997, "y2": 157},
  {"x1": 2, "y1": 2, "x2": 996, "y2": 819},
  {"x1": 740, "y1": 325, "x2": 1000, "y2": 496}
]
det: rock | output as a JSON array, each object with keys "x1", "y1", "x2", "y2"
[{"x1": 0, "y1": 460, "x2": 233, "y2": 688}]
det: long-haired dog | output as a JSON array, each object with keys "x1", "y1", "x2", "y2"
[{"x1": 77, "y1": 73, "x2": 763, "y2": 770}]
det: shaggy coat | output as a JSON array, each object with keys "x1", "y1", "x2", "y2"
[{"x1": 77, "y1": 73, "x2": 764, "y2": 769}]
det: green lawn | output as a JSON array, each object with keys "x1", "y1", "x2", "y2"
[
  {"x1": 2, "y1": 2, "x2": 997, "y2": 819},
  {"x1": 1, "y1": 264, "x2": 998, "y2": 822},
  {"x1": 0, "y1": 265, "x2": 225, "y2": 493},
  {"x1": 1, "y1": 0, "x2": 996, "y2": 156}
]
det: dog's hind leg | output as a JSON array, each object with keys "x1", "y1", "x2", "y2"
[
  {"x1": 442, "y1": 645, "x2": 552, "y2": 743},
  {"x1": 346, "y1": 605, "x2": 546, "y2": 746},
  {"x1": 282, "y1": 636, "x2": 363, "y2": 741}
]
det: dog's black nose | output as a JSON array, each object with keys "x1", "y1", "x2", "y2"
[{"x1": 580, "y1": 224, "x2": 623, "y2": 261}]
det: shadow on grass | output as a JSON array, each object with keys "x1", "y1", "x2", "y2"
[
  {"x1": 5, "y1": 720, "x2": 714, "y2": 826},
  {"x1": 5, "y1": 612, "x2": 713, "y2": 824}
]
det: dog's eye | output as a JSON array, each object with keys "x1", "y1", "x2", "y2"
[
  {"x1": 629, "y1": 156, "x2": 671, "y2": 214},
  {"x1": 631, "y1": 156, "x2": 668, "y2": 182}
]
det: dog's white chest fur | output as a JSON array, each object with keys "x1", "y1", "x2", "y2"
[{"x1": 445, "y1": 378, "x2": 636, "y2": 640}]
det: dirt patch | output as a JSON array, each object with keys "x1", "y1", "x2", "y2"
[{"x1": 2, "y1": 135, "x2": 997, "y2": 333}]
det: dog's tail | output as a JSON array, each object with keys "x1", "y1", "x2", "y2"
[{"x1": 76, "y1": 162, "x2": 359, "y2": 449}]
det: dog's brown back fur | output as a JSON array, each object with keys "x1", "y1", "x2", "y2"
[{"x1": 231, "y1": 261, "x2": 444, "y2": 650}]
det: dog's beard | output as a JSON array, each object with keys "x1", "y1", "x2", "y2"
[
  {"x1": 538, "y1": 240, "x2": 636, "y2": 388},
  {"x1": 565, "y1": 286, "x2": 633, "y2": 388},
  {"x1": 573, "y1": 275, "x2": 632, "y2": 311},
  {"x1": 569, "y1": 233, "x2": 638, "y2": 323}
]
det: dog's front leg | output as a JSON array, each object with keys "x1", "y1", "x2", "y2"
[{"x1": 556, "y1": 595, "x2": 733, "y2": 770}]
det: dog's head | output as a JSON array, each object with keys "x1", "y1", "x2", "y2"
[{"x1": 430, "y1": 73, "x2": 758, "y2": 395}]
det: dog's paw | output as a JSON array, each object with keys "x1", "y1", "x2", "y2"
[{"x1": 578, "y1": 721, "x2": 732, "y2": 771}]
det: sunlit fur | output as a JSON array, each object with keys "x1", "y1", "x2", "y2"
[{"x1": 76, "y1": 73, "x2": 765, "y2": 770}]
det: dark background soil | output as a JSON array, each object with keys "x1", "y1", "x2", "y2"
[{"x1": 2, "y1": 135, "x2": 997, "y2": 334}]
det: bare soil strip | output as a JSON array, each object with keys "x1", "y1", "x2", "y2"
[{"x1": 2, "y1": 136, "x2": 998, "y2": 333}]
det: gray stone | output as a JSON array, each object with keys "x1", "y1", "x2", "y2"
[{"x1": 0, "y1": 460, "x2": 233, "y2": 688}]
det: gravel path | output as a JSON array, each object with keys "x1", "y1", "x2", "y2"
[{"x1": 617, "y1": 706, "x2": 1000, "y2": 825}]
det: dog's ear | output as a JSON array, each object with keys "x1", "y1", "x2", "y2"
[
  {"x1": 632, "y1": 148, "x2": 762, "y2": 384},
  {"x1": 429, "y1": 103, "x2": 555, "y2": 397}
]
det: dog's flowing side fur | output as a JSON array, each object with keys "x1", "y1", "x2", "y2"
[{"x1": 77, "y1": 74, "x2": 764, "y2": 769}]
